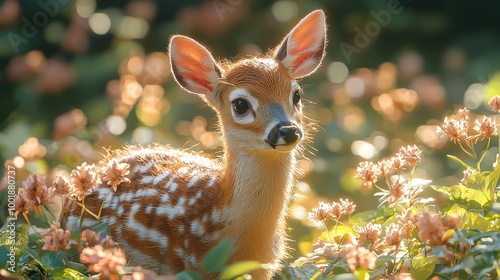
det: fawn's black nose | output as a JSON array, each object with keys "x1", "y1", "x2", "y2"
[
  {"x1": 266, "y1": 122, "x2": 302, "y2": 150},
  {"x1": 279, "y1": 126, "x2": 298, "y2": 143}
]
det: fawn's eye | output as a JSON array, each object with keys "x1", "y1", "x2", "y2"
[
  {"x1": 232, "y1": 99, "x2": 250, "y2": 115},
  {"x1": 293, "y1": 90, "x2": 301, "y2": 106}
]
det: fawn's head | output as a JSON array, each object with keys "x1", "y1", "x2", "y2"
[{"x1": 169, "y1": 10, "x2": 326, "y2": 153}]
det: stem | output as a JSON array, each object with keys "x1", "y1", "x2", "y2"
[
  {"x1": 58, "y1": 195, "x2": 64, "y2": 223},
  {"x1": 23, "y1": 213, "x2": 44, "y2": 239},
  {"x1": 458, "y1": 142, "x2": 476, "y2": 163},
  {"x1": 97, "y1": 190, "x2": 113, "y2": 220},
  {"x1": 373, "y1": 183, "x2": 386, "y2": 192},
  {"x1": 492, "y1": 181, "x2": 497, "y2": 205},
  {"x1": 476, "y1": 137, "x2": 491, "y2": 170},
  {"x1": 77, "y1": 197, "x2": 86, "y2": 251},
  {"x1": 393, "y1": 244, "x2": 400, "y2": 267},
  {"x1": 73, "y1": 200, "x2": 99, "y2": 220},
  {"x1": 321, "y1": 220, "x2": 333, "y2": 243},
  {"x1": 42, "y1": 205, "x2": 57, "y2": 223}
]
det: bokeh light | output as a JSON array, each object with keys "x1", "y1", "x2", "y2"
[
  {"x1": 105, "y1": 115, "x2": 127, "y2": 136},
  {"x1": 272, "y1": 0, "x2": 298, "y2": 22},
  {"x1": 76, "y1": 0, "x2": 96, "y2": 18},
  {"x1": 327, "y1": 61, "x2": 349, "y2": 84},
  {"x1": 132, "y1": 126, "x2": 154, "y2": 144},
  {"x1": 117, "y1": 16, "x2": 149, "y2": 39},
  {"x1": 351, "y1": 140, "x2": 377, "y2": 160},
  {"x1": 89, "y1": 13, "x2": 111, "y2": 35}
]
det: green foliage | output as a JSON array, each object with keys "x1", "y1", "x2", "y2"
[
  {"x1": 177, "y1": 241, "x2": 264, "y2": 279},
  {"x1": 410, "y1": 256, "x2": 436, "y2": 280},
  {"x1": 202, "y1": 239, "x2": 233, "y2": 273},
  {"x1": 285, "y1": 109, "x2": 500, "y2": 279},
  {"x1": 219, "y1": 261, "x2": 264, "y2": 279}
]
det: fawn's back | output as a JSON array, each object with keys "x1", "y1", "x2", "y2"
[
  {"x1": 68, "y1": 146, "x2": 226, "y2": 271},
  {"x1": 67, "y1": 10, "x2": 327, "y2": 279}
]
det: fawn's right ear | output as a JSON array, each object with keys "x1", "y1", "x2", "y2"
[
  {"x1": 274, "y1": 10, "x2": 326, "y2": 79},
  {"x1": 169, "y1": 35, "x2": 223, "y2": 97}
]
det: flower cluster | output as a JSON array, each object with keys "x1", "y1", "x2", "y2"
[
  {"x1": 101, "y1": 159, "x2": 131, "y2": 192},
  {"x1": 355, "y1": 145, "x2": 426, "y2": 207},
  {"x1": 436, "y1": 107, "x2": 497, "y2": 144},
  {"x1": 308, "y1": 198, "x2": 356, "y2": 222},
  {"x1": 301, "y1": 131, "x2": 483, "y2": 277},
  {"x1": 81, "y1": 229, "x2": 118, "y2": 249},
  {"x1": 70, "y1": 162, "x2": 101, "y2": 201},
  {"x1": 355, "y1": 145, "x2": 422, "y2": 191},
  {"x1": 473, "y1": 115, "x2": 497, "y2": 141},
  {"x1": 345, "y1": 246, "x2": 376, "y2": 272},
  {"x1": 436, "y1": 106, "x2": 499, "y2": 187},
  {"x1": 354, "y1": 161, "x2": 380, "y2": 190},
  {"x1": 41, "y1": 221, "x2": 77, "y2": 252},
  {"x1": 15, "y1": 159, "x2": 132, "y2": 220},
  {"x1": 14, "y1": 174, "x2": 53, "y2": 217},
  {"x1": 415, "y1": 210, "x2": 460, "y2": 246},
  {"x1": 436, "y1": 108, "x2": 469, "y2": 143},
  {"x1": 384, "y1": 223, "x2": 403, "y2": 249},
  {"x1": 488, "y1": 96, "x2": 500, "y2": 112},
  {"x1": 80, "y1": 245, "x2": 126, "y2": 280},
  {"x1": 356, "y1": 223, "x2": 382, "y2": 249}
]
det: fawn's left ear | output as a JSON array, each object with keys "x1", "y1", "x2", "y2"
[
  {"x1": 274, "y1": 10, "x2": 327, "y2": 79},
  {"x1": 169, "y1": 35, "x2": 223, "y2": 97}
]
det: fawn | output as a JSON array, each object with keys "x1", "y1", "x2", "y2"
[{"x1": 67, "y1": 10, "x2": 326, "y2": 279}]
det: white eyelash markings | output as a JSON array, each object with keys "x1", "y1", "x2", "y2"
[
  {"x1": 290, "y1": 81, "x2": 301, "y2": 108},
  {"x1": 229, "y1": 88, "x2": 259, "y2": 124}
]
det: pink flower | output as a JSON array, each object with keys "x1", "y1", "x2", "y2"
[
  {"x1": 101, "y1": 159, "x2": 131, "y2": 192},
  {"x1": 41, "y1": 221, "x2": 77, "y2": 252},
  {"x1": 70, "y1": 162, "x2": 101, "y2": 200}
]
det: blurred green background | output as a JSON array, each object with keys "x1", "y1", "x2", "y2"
[{"x1": 1, "y1": 0, "x2": 500, "y2": 260}]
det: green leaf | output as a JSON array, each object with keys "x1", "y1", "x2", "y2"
[
  {"x1": 410, "y1": 256, "x2": 437, "y2": 280},
  {"x1": 467, "y1": 173, "x2": 488, "y2": 193},
  {"x1": 467, "y1": 230, "x2": 499, "y2": 242},
  {"x1": 447, "y1": 155, "x2": 474, "y2": 169},
  {"x1": 350, "y1": 207, "x2": 393, "y2": 224},
  {"x1": 446, "y1": 204, "x2": 490, "y2": 231},
  {"x1": 447, "y1": 203, "x2": 468, "y2": 220},
  {"x1": 375, "y1": 255, "x2": 395, "y2": 267},
  {"x1": 220, "y1": 260, "x2": 262, "y2": 279},
  {"x1": 431, "y1": 185, "x2": 489, "y2": 208},
  {"x1": 39, "y1": 251, "x2": 63, "y2": 270},
  {"x1": 485, "y1": 165, "x2": 500, "y2": 202},
  {"x1": 202, "y1": 239, "x2": 233, "y2": 273},
  {"x1": 62, "y1": 268, "x2": 87, "y2": 280},
  {"x1": 176, "y1": 271, "x2": 203, "y2": 280},
  {"x1": 448, "y1": 229, "x2": 474, "y2": 245},
  {"x1": 469, "y1": 212, "x2": 490, "y2": 231},
  {"x1": 292, "y1": 265, "x2": 319, "y2": 280},
  {"x1": 65, "y1": 260, "x2": 88, "y2": 274},
  {"x1": 321, "y1": 225, "x2": 358, "y2": 243},
  {"x1": 23, "y1": 247, "x2": 41, "y2": 262}
]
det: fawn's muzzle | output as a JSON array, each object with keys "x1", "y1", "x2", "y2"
[
  {"x1": 266, "y1": 122, "x2": 302, "y2": 151},
  {"x1": 279, "y1": 126, "x2": 298, "y2": 143}
]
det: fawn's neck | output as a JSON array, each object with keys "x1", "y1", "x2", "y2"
[{"x1": 221, "y1": 146, "x2": 297, "y2": 262}]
